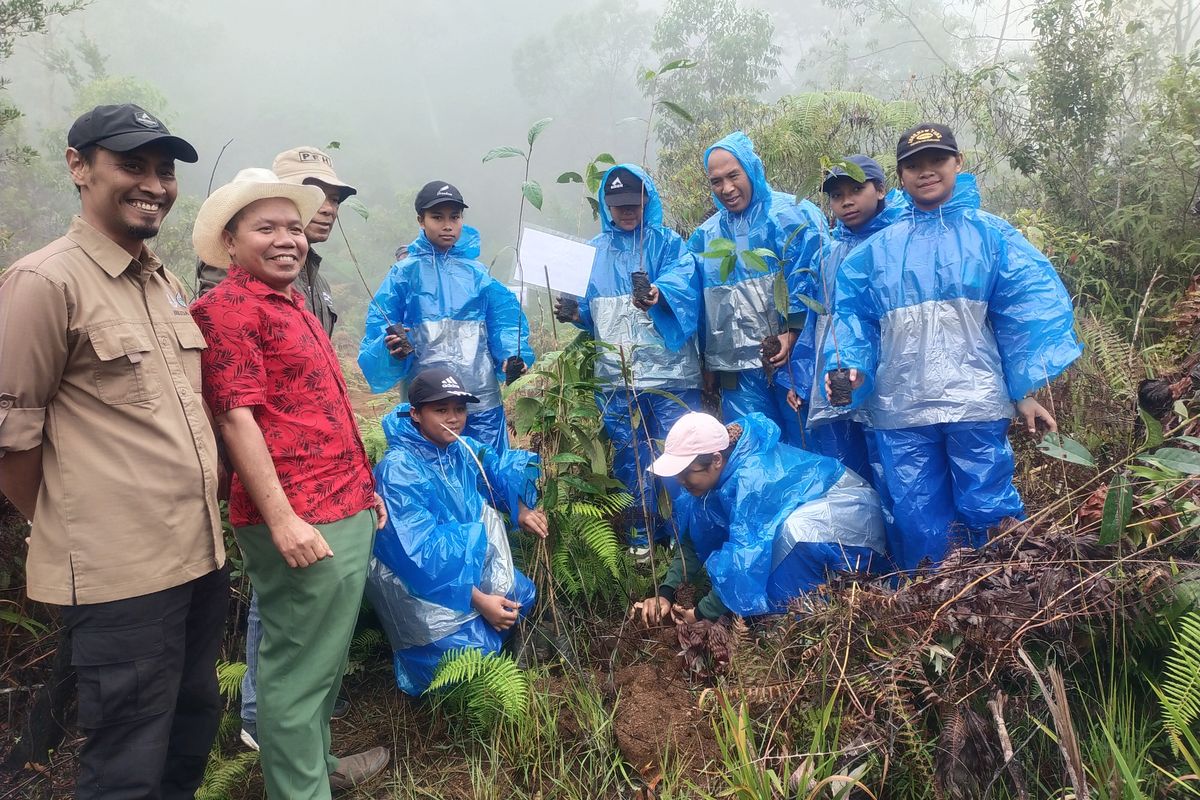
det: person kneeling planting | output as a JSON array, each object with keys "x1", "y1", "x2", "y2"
[
  {"x1": 366, "y1": 368, "x2": 548, "y2": 694},
  {"x1": 633, "y1": 412, "x2": 885, "y2": 625}
]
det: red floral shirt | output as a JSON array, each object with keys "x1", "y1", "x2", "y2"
[{"x1": 191, "y1": 267, "x2": 374, "y2": 527}]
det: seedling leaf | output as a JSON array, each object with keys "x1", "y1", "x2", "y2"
[
  {"x1": 1099, "y1": 470, "x2": 1132, "y2": 545},
  {"x1": 527, "y1": 117, "x2": 553, "y2": 147},
  {"x1": 658, "y1": 100, "x2": 694, "y2": 123},
  {"x1": 1141, "y1": 447, "x2": 1200, "y2": 475},
  {"x1": 557, "y1": 171, "x2": 583, "y2": 184},
  {"x1": 658, "y1": 57, "x2": 698, "y2": 73},
  {"x1": 522, "y1": 180, "x2": 544, "y2": 211},
  {"x1": 1038, "y1": 432, "x2": 1096, "y2": 467},
  {"x1": 483, "y1": 145, "x2": 525, "y2": 163},
  {"x1": 742, "y1": 249, "x2": 769, "y2": 273},
  {"x1": 344, "y1": 195, "x2": 369, "y2": 221},
  {"x1": 795, "y1": 293, "x2": 827, "y2": 315}
]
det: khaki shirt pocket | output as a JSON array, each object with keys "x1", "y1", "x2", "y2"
[
  {"x1": 87, "y1": 323, "x2": 161, "y2": 405},
  {"x1": 172, "y1": 322, "x2": 208, "y2": 394}
]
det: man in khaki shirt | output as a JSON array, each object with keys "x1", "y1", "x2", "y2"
[{"x1": 0, "y1": 104, "x2": 227, "y2": 799}]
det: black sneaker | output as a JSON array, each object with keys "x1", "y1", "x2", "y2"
[{"x1": 332, "y1": 689, "x2": 351, "y2": 720}]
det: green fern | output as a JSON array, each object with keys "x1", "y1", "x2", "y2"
[
  {"x1": 349, "y1": 627, "x2": 386, "y2": 663},
  {"x1": 196, "y1": 751, "x2": 258, "y2": 800},
  {"x1": 1156, "y1": 611, "x2": 1200, "y2": 756},
  {"x1": 427, "y1": 648, "x2": 530, "y2": 730},
  {"x1": 1077, "y1": 313, "x2": 1139, "y2": 401},
  {"x1": 358, "y1": 415, "x2": 388, "y2": 466},
  {"x1": 215, "y1": 660, "x2": 247, "y2": 702}
]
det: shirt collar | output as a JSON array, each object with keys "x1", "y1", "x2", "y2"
[
  {"x1": 226, "y1": 265, "x2": 305, "y2": 308},
  {"x1": 66, "y1": 216, "x2": 164, "y2": 278}
]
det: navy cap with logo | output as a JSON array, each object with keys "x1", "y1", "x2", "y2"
[
  {"x1": 408, "y1": 367, "x2": 480, "y2": 407},
  {"x1": 415, "y1": 181, "x2": 468, "y2": 213},
  {"x1": 67, "y1": 104, "x2": 199, "y2": 163},
  {"x1": 895, "y1": 122, "x2": 959, "y2": 164},
  {"x1": 821, "y1": 154, "x2": 887, "y2": 193},
  {"x1": 603, "y1": 167, "x2": 646, "y2": 207}
]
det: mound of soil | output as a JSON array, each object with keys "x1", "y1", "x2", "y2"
[{"x1": 610, "y1": 661, "x2": 719, "y2": 777}]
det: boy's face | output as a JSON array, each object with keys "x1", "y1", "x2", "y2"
[
  {"x1": 826, "y1": 178, "x2": 886, "y2": 232},
  {"x1": 706, "y1": 148, "x2": 753, "y2": 213},
  {"x1": 607, "y1": 202, "x2": 644, "y2": 232},
  {"x1": 411, "y1": 398, "x2": 468, "y2": 446},
  {"x1": 303, "y1": 182, "x2": 343, "y2": 244},
  {"x1": 898, "y1": 150, "x2": 964, "y2": 211},
  {"x1": 418, "y1": 203, "x2": 464, "y2": 250}
]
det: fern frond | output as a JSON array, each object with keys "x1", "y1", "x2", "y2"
[
  {"x1": 427, "y1": 648, "x2": 530, "y2": 729},
  {"x1": 1076, "y1": 314, "x2": 1139, "y2": 400},
  {"x1": 215, "y1": 660, "x2": 247, "y2": 701},
  {"x1": 349, "y1": 628, "x2": 386, "y2": 662},
  {"x1": 1158, "y1": 611, "x2": 1200, "y2": 753},
  {"x1": 196, "y1": 751, "x2": 259, "y2": 800},
  {"x1": 574, "y1": 517, "x2": 621, "y2": 577}
]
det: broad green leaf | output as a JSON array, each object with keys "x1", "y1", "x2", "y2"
[
  {"x1": 829, "y1": 157, "x2": 866, "y2": 183},
  {"x1": 482, "y1": 145, "x2": 525, "y2": 163},
  {"x1": 772, "y1": 272, "x2": 789, "y2": 317},
  {"x1": 325, "y1": 140, "x2": 341, "y2": 150},
  {"x1": 1176, "y1": 436, "x2": 1200, "y2": 447},
  {"x1": 344, "y1": 195, "x2": 369, "y2": 221},
  {"x1": 1099, "y1": 470, "x2": 1132, "y2": 545},
  {"x1": 1176, "y1": 400, "x2": 1190, "y2": 419},
  {"x1": 551, "y1": 453, "x2": 589, "y2": 465},
  {"x1": 1141, "y1": 447, "x2": 1200, "y2": 475},
  {"x1": 586, "y1": 196, "x2": 600, "y2": 220},
  {"x1": 587, "y1": 438, "x2": 609, "y2": 475},
  {"x1": 630, "y1": 406, "x2": 643, "y2": 431},
  {"x1": 522, "y1": 180, "x2": 543, "y2": 211},
  {"x1": 512, "y1": 396, "x2": 542, "y2": 435},
  {"x1": 742, "y1": 249, "x2": 769, "y2": 272},
  {"x1": 780, "y1": 220, "x2": 810, "y2": 258},
  {"x1": 795, "y1": 293, "x2": 827, "y2": 315},
  {"x1": 657, "y1": 100, "x2": 694, "y2": 123},
  {"x1": 658, "y1": 57, "x2": 698, "y2": 73},
  {"x1": 1140, "y1": 407, "x2": 1165, "y2": 448},
  {"x1": 501, "y1": 369, "x2": 540, "y2": 398},
  {"x1": 1037, "y1": 432, "x2": 1096, "y2": 467},
  {"x1": 557, "y1": 171, "x2": 583, "y2": 184},
  {"x1": 699, "y1": 237, "x2": 736, "y2": 258},
  {"x1": 594, "y1": 152, "x2": 617, "y2": 165},
  {"x1": 527, "y1": 116, "x2": 553, "y2": 146},
  {"x1": 718, "y1": 253, "x2": 736, "y2": 282}
]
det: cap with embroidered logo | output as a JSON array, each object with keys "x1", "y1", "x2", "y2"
[
  {"x1": 272, "y1": 146, "x2": 357, "y2": 201},
  {"x1": 895, "y1": 122, "x2": 959, "y2": 164},
  {"x1": 602, "y1": 167, "x2": 646, "y2": 207},
  {"x1": 415, "y1": 181, "x2": 468, "y2": 213},
  {"x1": 68, "y1": 104, "x2": 198, "y2": 163},
  {"x1": 408, "y1": 367, "x2": 480, "y2": 406}
]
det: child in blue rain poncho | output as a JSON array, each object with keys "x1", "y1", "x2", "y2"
[
  {"x1": 632, "y1": 412, "x2": 885, "y2": 624},
  {"x1": 365, "y1": 368, "x2": 547, "y2": 695},
  {"x1": 553, "y1": 165, "x2": 702, "y2": 552},
  {"x1": 687, "y1": 132, "x2": 829, "y2": 447},
  {"x1": 358, "y1": 181, "x2": 534, "y2": 451},
  {"x1": 786, "y1": 155, "x2": 906, "y2": 557},
  {"x1": 824, "y1": 123, "x2": 1082, "y2": 573}
]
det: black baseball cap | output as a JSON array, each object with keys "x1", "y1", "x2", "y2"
[
  {"x1": 822, "y1": 154, "x2": 887, "y2": 193},
  {"x1": 895, "y1": 122, "x2": 959, "y2": 164},
  {"x1": 603, "y1": 167, "x2": 646, "y2": 207},
  {"x1": 67, "y1": 104, "x2": 198, "y2": 163},
  {"x1": 415, "y1": 181, "x2": 468, "y2": 212},
  {"x1": 408, "y1": 368, "x2": 480, "y2": 406}
]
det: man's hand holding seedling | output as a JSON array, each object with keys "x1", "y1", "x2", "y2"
[{"x1": 631, "y1": 284, "x2": 660, "y2": 311}]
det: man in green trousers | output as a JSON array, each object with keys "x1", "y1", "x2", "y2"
[{"x1": 189, "y1": 167, "x2": 390, "y2": 797}]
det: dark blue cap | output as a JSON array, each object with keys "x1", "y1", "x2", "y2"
[{"x1": 821, "y1": 155, "x2": 886, "y2": 193}]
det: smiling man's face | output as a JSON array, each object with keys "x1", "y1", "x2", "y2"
[
  {"x1": 220, "y1": 197, "x2": 309, "y2": 292},
  {"x1": 68, "y1": 143, "x2": 178, "y2": 251}
]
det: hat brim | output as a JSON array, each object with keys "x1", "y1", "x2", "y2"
[
  {"x1": 417, "y1": 199, "x2": 468, "y2": 212},
  {"x1": 413, "y1": 390, "x2": 481, "y2": 406},
  {"x1": 897, "y1": 143, "x2": 959, "y2": 163},
  {"x1": 821, "y1": 171, "x2": 859, "y2": 193},
  {"x1": 92, "y1": 131, "x2": 199, "y2": 163},
  {"x1": 296, "y1": 176, "x2": 358, "y2": 201},
  {"x1": 192, "y1": 180, "x2": 326, "y2": 269},
  {"x1": 648, "y1": 451, "x2": 697, "y2": 478},
  {"x1": 605, "y1": 192, "x2": 646, "y2": 207}
]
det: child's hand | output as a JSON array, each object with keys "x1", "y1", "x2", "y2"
[
  {"x1": 1016, "y1": 397, "x2": 1057, "y2": 437},
  {"x1": 670, "y1": 605, "x2": 697, "y2": 625},
  {"x1": 472, "y1": 588, "x2": 521, "y2": 631},
  {"x1": 631, "y1": 285, "x2": 660, "y2": 311},
  {"x1": 632, "y1": 596, "x2": 673, "y2": 627},
  {"x1": 786, "y1": 388, "x2": 802, "y2": 411},
  {"x1": 518, "y1": 503, "x2": 549, "y2": 538}
]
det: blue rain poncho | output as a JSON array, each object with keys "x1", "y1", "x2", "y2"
[
  {"x1": 575, "y1": 163, "x2": 702, "y2": 390},
  {"x1": 671, "y1": 413, "x2": 884, "y2": 617},
  {"x1": 358, "y1": 226, "x2": 535, "y2": 447},
  {"x1": 686, "y1": 132, "x2": 829, "y2": 376},
  {"x1": 823, "y1": 174, "x2": 1083, "y2": 428},
  {"x1": 365, "y1": 406, "x2": 539, "y2": 695}
]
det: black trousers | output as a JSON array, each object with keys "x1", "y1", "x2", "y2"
[{"x1": 61, "y1": 566, "x2": 230, "y2": 800}]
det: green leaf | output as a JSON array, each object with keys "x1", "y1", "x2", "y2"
[
  {"x1": 557, "y1": 171, "x2": 583, "y2": 184},
  {"x1": 772, "y1": 272, "x2": 789, "y2": 318},
  {"x1": 527, "y1": 116, "x2": 553, "y2": 147},
  {"x1": 586, "y1": 196, "x2": 600, "y2": 220},
  {"x1": 741, "y1": 249, "x2": 770, "y2": 273},
  {"x1": 795, "y1": 293, "x2": 827, "y2": 315},
  {"x1": 1140, "y1": 407, "x2": 1165, "y2": 448},
  {"x1": 551, "y1": 453, "x2": 589, "y2": 465},
  {"x1": 657, "y1": 100, "x2": 694, "y2": 123},
  {"x1": 1141, "y1": 447, "x2": 1200, "y2": 475},
  {"x1": 522, "y1": 180, "x2": 543, "y2": 211},
  {"x1": 343, "y1": 195, "x2": 369, "y2": 221},
  {"x1": 594, "y1": 152, "x2": 617, "y2": 166},
  {"x1": 1176, "y1": 436, "x2": 1200, "y2": 447},
  {"x1": 828, "y1": 157, "x2": 866, "y2": 183},
  {"x1": 658, "y1": 57, "x2": 698, "y2": 73},
  {"x1": 699, "y1": 237, "x2": 736, "y2": 258},
  {"x1": 482, "y1": 145, "x2": 525, "y2": 163},
  {"x1": 718, "y1": 253, "x2": 736, "y2": 282},
  {"x1": 1099, "y1": 470, "x2": 1133, "y2": 545},
  {"x1": 616, "y1": 116, "x2": 646, "y2": 127},
  {"x1": 1037, "y1": 432, "x2": 1096, "y2": 467},
  {"x1": 642, "y1": 69, "x2": 657, "y2": 82},
  {"x1": 325, "y1": 140, "x2": 341, "y2": 150}
]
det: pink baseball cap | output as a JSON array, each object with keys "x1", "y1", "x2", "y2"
[{"x1": 649, "y1": 412, "x2": 730, "y2": 477}]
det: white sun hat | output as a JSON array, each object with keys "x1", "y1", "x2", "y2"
[{"x1": 192, "y1": 167, "x2": 325, "y2": 268}]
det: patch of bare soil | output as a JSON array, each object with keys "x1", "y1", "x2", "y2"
[{"x1": 610, "y1": 661, "x2": 720, "y2": 778}]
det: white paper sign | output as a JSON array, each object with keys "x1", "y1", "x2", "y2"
[{"x1": 516, "y1": 227, "x2": 596, "y2": 298}]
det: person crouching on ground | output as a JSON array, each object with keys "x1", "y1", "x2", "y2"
[
  {"x1": 554, "y1": 164, "x2": 702, "y2": 558},
  {"x1": 366, "y1": 367, "x2": 549, "y2": 695},
  {"x1": 189, "y1": 168, "x2": 390, "y2": 797},
  {"x1": 633, "y1": 412, "x2": 885, "y2": 625}
]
